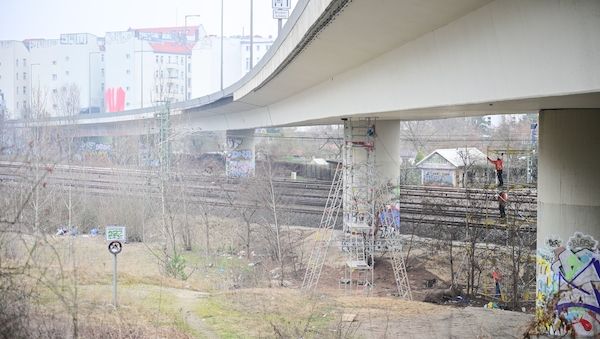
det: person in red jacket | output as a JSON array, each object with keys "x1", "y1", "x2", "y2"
[
  {"x1": 487, "y1": 154, "x2": 504, "y2": 187},
  {"x1": 497, "y1": 191, "x2": 508, "y2": 219}
]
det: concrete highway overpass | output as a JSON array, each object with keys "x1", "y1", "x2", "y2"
[
  {"x1": 9, "y1": 0, "x2": 600, "y2": 135},
  {"x1": 5, "y1": 1, "x2": 600, "y2": 334}
]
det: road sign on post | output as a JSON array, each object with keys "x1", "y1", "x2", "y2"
[
  {"x1": 106, "y1": 225, "x2": 126, "y2": 242},
  {"x1": 272, "y1": 0, "x2": 291, "y2": 9},
  {"x1": 272, "y1": 0, "x2": 291, "y2": 33},
  {"x1": 273, "y1": 8, "x2": 289, "y2": 19},
  {"x1": 106, "y1": 226, "x2": 125, "y2": 308},
  {"x1": 108, "y1": 241, "x2": 122, "y2": 255}
]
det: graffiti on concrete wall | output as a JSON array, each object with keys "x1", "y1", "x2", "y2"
[
  {"x1": 536, "y1": 232, "x2": 599, "y2": 336},
  {"x1": 226, "y1": 149, "x2": 254, "y2": 177},
  {"x1": 105, "y1": 87, "x2": 126, "y2": 112},
  {"x1": 422, "y1": 169, "x2": 454, "y2": 187}
]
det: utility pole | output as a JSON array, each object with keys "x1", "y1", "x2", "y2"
[
  {"x1": 250, "y1": 0, "x2": 254, "y2": 69},
  {"x1": 220, "y1": 0, "x2": 224, "y2": 91}
]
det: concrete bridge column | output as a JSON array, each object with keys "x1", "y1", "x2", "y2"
[
  {"x1": 225, "y1": 129, "x2": 255, "y2": 177},
  {"x1": 536, "y1": 109, "x2": 600, "y2": 336},
  {"x1": 375, "y1": 120, "x2": 401, "y2": 183}
]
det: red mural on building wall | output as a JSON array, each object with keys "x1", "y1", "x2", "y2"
[{"x1": 105, "y1": 87, "x2": 126, "y2": 112}]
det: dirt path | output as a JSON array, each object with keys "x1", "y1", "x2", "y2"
[{"x1": 165, "y1": 287, "x2": 219, "y2": 339}]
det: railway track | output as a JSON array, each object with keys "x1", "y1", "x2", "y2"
[{"x1": 0, "y1": 161, "x2": 537, "y2": 232}]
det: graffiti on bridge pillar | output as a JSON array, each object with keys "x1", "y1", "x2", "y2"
[{"x1": 535, "y1": 231, "x2": 599, "y2": 336}]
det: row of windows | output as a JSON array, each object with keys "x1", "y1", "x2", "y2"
[
  {"x1": 15, "y1": 58, "x2": 27, "y2": 67},
  {"x1": 154, "y1": 55, "x2": 188, "y2": 65},
  {"x1": 244, "y1": 44, "x2": 271, "y2": 52}
]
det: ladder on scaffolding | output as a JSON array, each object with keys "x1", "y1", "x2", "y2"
[
  {"x1": 344, "y1": 223, "x2": 372, "y2": 292},
  {"x1": 388, "y1": 234, "x2": 412, "y2": 300},
  {"x1": 301, "y1": 163, "x2": 344, "y2": 291}
]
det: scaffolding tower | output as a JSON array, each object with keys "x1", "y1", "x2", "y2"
[
  {"x1": 341, "y1": 118, "x2": 377, "y2": 292},
  {"x1": 303, "y1": 118, "x2": 412, "y2": 299}
]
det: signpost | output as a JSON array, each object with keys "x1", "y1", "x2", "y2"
[
  {"x1": 106, "y1": 226, "x2": 126, "y2": 307},
  {"x1": 272, "y1": 0, "x2": 291, "y2": 33},
  {"x1": 106, "y1": 225, "x2": 126, "y2": 242},
  {"x1": 273, "y1": 8, "x2": 289, "y2": 19}
]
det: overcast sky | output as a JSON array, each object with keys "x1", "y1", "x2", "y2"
[{"x1": 0, "y1": 0, "x2": 297, "y2": 41}]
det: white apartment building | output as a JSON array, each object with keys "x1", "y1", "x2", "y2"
[
  {"x1": 0, "y1": 34, "x2": 104, "y2": 119},
  {"x1": 1, "y1": 27, "x2": 274, "y2": 118},
  {"x1": 104, "y1": 26, "x2": 203, "y2": 112},
  {"x1": 191, "y1": 35, "x2": 273, "y2": 98},
  {"x1": 240, "y1": 36, "x2": 274, "y2": 74},
  {"x1": 0, "y1": 40, "x2": 29, "y2": 120}
]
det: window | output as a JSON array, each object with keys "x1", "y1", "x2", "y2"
[
  {"x1": 180, "y1": 71, "x2": 183, "y2": 78},
  {"x1": 101, "y1": 54, "x2": 104, "y2": 62},
  {"x1": 23, "y1": 86, "x2": 26, "y2": 94},
  {"x1": 101, "y1": 82, "x2": 104, "y2": 90},
  {"x1": 65, "y1": 56, "x2": 70, "y2": 61},
  {"x1": 24, "y1": 100, "x2": 27, "y2": 108},
  {"x1": 256, "y1": 45, "x2": 260, "y2": 51},
  {"x1": 101, "y1": 68, "x2": 104, "y2": 75},
  {"x1": 23, "y1": 72, "x2": 27, "y2": 80},
  {"x1": 126, "y1": 86, "x2": 130, "y2": 91},
  {"x1": 126, "y1": 102, "x2": 130, "y2": 107},
  {"x1": 65, "y1": 70, "x2": 69, "y2": 76},
  {"x1": 126, "y1": 53, "x2": 130, "y2": 59},
  {"x1": 245, "y1": 57, "x2": 250, "y2": 70},
  {"x1": 126, "y1": 69, "x2": 130, "y2": 74},
  {"x1": 187, "y1": 78, "x2": 191, "y2": 87},
  {"x1": 245, "y1": 46, "x2": 249, "y2": 51},
  {"x1": 266, "y1": 45, "x2": 270, "y2": 50},
  {"x1": 52, "y1": 74, "x2": 57, "y2": 81},
  {"x1": 53, "y1": 104, "x2": 58, "y2": 109},
  {"x1": 22, "y1": 58, "x2": 26, "y2": 66},
  {"x1": 16, "y1": 102, "x2": 19, "y2": 109},
  {"x1": 52, "y1": 60, "x2": 57, "y2": 65},
  {"x1": 168, "y1": 56, "x2": 171, "y2": 63},
  {"x1": 16, "y1": 59, "x2": 18, "y2": 66},
  {"x1": 160, "y1": 56, "x2": 164, "y2": 63},
  {"x1": 53, "y1": 88, "x2": 58, "y2": 94},
  {"x1": 156, "y1": 55, "x2": 159, "y2": 63},
  {"x1": 187, "y1": 63, "x2": 191, "y2": 72},
  {"x1": 16, "y1": 73, "x2": 19, "y2": 80}
]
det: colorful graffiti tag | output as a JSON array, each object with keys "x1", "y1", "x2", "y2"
[
  {"x1": 105, "y1": 87, "x2": 126, "y2": 112},
  {"x1": 226, "y1": 149, "x2": 254, "y2": 177},
  {"x1": 536, "y1": 232, "x2": 599, "y2": 336}
]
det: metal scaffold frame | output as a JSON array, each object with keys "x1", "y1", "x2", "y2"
[
  {"x1": 301, "y1": 162, "x2": 344, "y2": 291},
  {"x1": 342, "y1": 118, "x2": 377, "y2": 293},
  {"x1": 155, "y1": 100, "x2": 171, "y2": 177},
  {"x1": 302, "y1": 117, "x2": 412, "y2": 299}
]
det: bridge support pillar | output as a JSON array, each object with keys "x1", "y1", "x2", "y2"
[
  {"x1": 225, "y1": 129, "x2": 255, "y2": 177},
  {"x1": 536, "y1": 109, "x2": 600, "y2": 336},
  {"x1": 375, "y1": 120, "x2": 401, "y2": 183}
]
